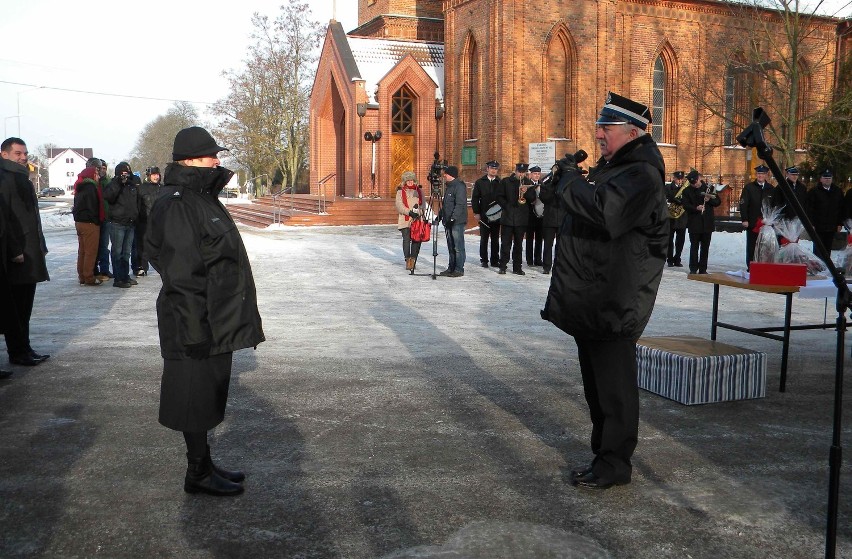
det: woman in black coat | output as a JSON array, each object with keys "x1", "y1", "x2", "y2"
[{"x1": 146, "y1": 127, "x2": 265, "y2": 497}]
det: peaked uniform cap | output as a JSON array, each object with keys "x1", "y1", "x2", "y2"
[
  {"x1": 485, "y1": 160, "x2": 500, "y2": 168},
  {"x1": 673, "y1": 171, "x2": 685, "y2": 179},
  {"x1": 755, "y1": 164, "x2": 769, "y2": 173},
  {"x1": 596, "y1": 92, "x2": 652, "y2": 130},
  {"x1": 785, "y1": 166, "x2": 799, "y2": 174}
]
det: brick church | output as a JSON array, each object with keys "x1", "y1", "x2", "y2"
[{"x1": 310, "y1": 0, "x2": 849, "y2": 216}]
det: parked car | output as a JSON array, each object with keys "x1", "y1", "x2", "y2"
[
  {"x1": 218, "y1": 189, "x2": 239, "y2": 198},
  {"x1": 38, "y1": 187, "x2": 65, "y2": 198}
]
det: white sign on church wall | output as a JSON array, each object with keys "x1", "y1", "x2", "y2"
[{"x1": 528, "y1": 142, "x2": 556, "y2": 171}]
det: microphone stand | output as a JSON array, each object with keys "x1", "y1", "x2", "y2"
[{"x1": 737, "y1": 108, "x2": 847, "y2": 559}]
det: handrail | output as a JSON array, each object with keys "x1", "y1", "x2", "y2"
[{"x1": 317, "y1": 173, "x2": 335, "y2": 214}]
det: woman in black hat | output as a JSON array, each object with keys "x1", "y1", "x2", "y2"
[{"x1": 146, "y1": 127, "x2": 265, "y2": 496}]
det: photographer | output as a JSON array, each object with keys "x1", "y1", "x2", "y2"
[{"x1": 103, "y1": 162, "x2": 141, "y2": 288}]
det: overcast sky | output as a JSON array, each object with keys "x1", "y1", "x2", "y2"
[{"x1": 1, "y1": 1, "x2": 849, "y2": 169}]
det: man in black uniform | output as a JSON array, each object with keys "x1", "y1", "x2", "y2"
[
  {"x1": 496, "y1": 163, "x2": 534, "y2": 275},
  {"x1": 470, "y1": 160, "x2": 501, "y2": 267},
  {"x1": 538, "y1": 166, "x2": 567, "y2": 275},
  {"x1": 779, "y1": 166, "x2": 808, "y2": 220},
  {"x1": 806, "y1": 169, "x2": 844, "y2": 264},
  {"x1": 739, "y1": 164, "x2": 782, "y2": 270},
  {"x1": 542, "y1": 92, "x2": 668, "y2": 489},
  {"x1": 681, "y1": 170, "x2": 721, "y2": 274},
  {"x1": 525, "y1": 166, "x2": 545, "y2": 268},
  {"x1": 665, "y1": 170, "x2": 688, "y2": 267},
  {"x1": 147, "y1": 126, "x2": 265, "y2": 496}
]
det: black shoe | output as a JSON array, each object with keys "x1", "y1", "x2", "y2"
[
  {"x1": 481, "y1": 262, "x2": 489, "y2": 268},
  {"x1": 512, "y1": 269, "x2": 526, "y2": 276},
  {"x1": 184, "y1": 454, "x2": 244, "y2": 496},
  {"x1": 438, "y1": 269, "x2": 454, "y2": 276},
  {"x1": 543, "y1": 268, "x2": 551, "y2": 275},
  {"x1": 9, "y1": 354, "x2": 38, "y2": 366},
  {"x1": 674, "y1": 262, "x2": 684, "y2": 267},
  {"x1": 698, "y1": 270, "x2": 708, "y2": 275},
  {"x1": 667, "y1": 261, "x2": 675, "y2": 267},
  {"x1": 689, "y1": 270, "x2": 698, "y2": 275},
  {"x1": 134, "y1": 270, "x2": 147, "y2": 277},
  {"x1": 570, "y1": 464, "x2": 593, "y2": 480},
  {"x1": 206, "y1": 445, "x2": 245, "y2": 483},
  {"x1": 127, "y1": 278, "x2": 138, "y2": 286},
  {"x1": 29, "y1": 351, "x2": 49, "y2": 363},
  {"x1": 114, "y1": 281, "x2": 131, "y2": 288},
  {"x1": 498, "y1": 268, "x2": 507, "y2": 275},
  {"x1": 449, "y1": 271, "x2": 464, "y2": 277},
  {"x1": 0, "y1": 369, "x2": 12, "y2": 379},
  {"x1": 572, "y1": 471, "x2": 629, "y2": 490}
]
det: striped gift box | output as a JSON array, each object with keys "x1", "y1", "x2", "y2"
[{"x1": 636, "y1": 336, "x2": 766, "y2": 405}]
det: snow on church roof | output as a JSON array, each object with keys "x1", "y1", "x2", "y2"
[{"x1": 347, "y1": 36, "x2": 444, "y2": 104}]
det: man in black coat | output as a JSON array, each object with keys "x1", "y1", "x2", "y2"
[
  {"x1": 0, "y1": 183, "x2": 16, "y2": 378},
  {"x1": 542, "y1": 92, "x2": 668, "y2": 489},
  {"x1": 470, "y1": 160, "x2": 501, "y2": 267},
  {"x1": 103, "y1": 162, "x2": 141, "y2": 288},
  {"x1": 496, "y1": 163, "x2": 534, "y2": 275},
  {"x1": 0, "y1": 137, "x2": 50, "y2": 367},
  {"x1": 146, "y1": 126, "x2": 265, "y2": 496},
  {"x1": 806, "y1": 169, "x2": 844, "y2": 264},
  {"x1": 131, "y1": 166, "x2": 163, "y2": 277},
  {"x1": 665, "y1": 170, "x2": 688, "y2": 267},
  {"x1": 681, "y1": 170, "x2": 721, "y2": 274},
  {"x1": 739, "y1": 164, "x2": 782, "y2": 270},
  {"x1": 538, "y1": 167, "x2": 567, "y2": 275},
  {"x1": 779, "y1": 166, "x2": 808, "y2": 220},
  {"x1": 525, "y1": 166, "x2": 546, "y2": 267}
]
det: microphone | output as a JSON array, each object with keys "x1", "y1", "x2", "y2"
[{"x1": 573, "y1": 150, "x2": 588, "y2": 165}]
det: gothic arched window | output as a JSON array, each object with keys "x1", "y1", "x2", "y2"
[{"x1": 652, "y1": 56, "x2": 666, "y2": 143}]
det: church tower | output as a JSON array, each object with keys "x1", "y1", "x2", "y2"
[{"x1": 354, "y1": 0, "x2": 444, "y2": 41}]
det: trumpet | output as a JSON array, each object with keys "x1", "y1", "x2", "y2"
[{"x1": 518, "y1": 185, "x2": 528, "y2": 204}]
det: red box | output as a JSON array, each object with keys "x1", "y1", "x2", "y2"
[{"x1": 748, "y1": 262, "x2": 807, "y2": 286}]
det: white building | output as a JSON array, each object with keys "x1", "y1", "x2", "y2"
[{"x1": 47, "y1": 147, "x2": 93, "y2": 192}]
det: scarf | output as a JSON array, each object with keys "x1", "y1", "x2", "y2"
[{"x1": 400, "y1": 185, "x2": 423, "y2": 221}]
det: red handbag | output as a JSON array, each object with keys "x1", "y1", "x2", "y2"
[{"x1": 409, "y1": 218, "x2": 431, "y2": 242}]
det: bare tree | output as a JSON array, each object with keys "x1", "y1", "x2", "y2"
[
  {"x1": 805, "y1": 55, "x2": 852, "y2": 181},
  {"x1": 129, "y1": 101, "x2": 199, "y2": 173},
  {"x1": 681, "y1": 0, "x2": 848, "y2": 167},
  {"x1": 211, "y1": 1, "x2": 322, "y2": 196}
]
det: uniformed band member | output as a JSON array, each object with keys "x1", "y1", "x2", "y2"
[
  {"x1": 666, "y1": 171, "x2": 688, "y2": 267},
  {"x1": 681, "y1": 170, "x2": 721, "y2": 274},
  {"x1": 542, "y1": 92, "x2": 668, "y2": 489},
  {"x1": 806, "y1": 169, "x2": 844, "y2": 264},
  {"x1": 538, "y1": 166, "x2": 567, "y2": 275},
  {"x1": 780, "y1": 166, "x2": 808, "y2": 220},
  {"x1": 525, "y1": 166, "x2": 545, "y2": 267},
  {"x1": 497, "y1": 163, "x2": 534, "y2": 275},
  {"x1": 147, "y1": 126, "x2": 265, "y2": 497},
  {"x1": 471, "y1": 160, "x2": 502, "y2": 267},
  {"x1": 739, "y1": 164, "x2": 782, "y2": 270}
]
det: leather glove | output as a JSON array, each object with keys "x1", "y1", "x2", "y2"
[
  {"x1": 185, "y1": 340, "x2": 212, "y2": 360},
  {"x1": 556, "y1": 153, "x2": 578, "y2": 174},
  {"x1": 408, "y1": 210, "x2": 418, "y2": 218}
]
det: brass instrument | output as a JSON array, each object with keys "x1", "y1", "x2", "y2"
[
  {"x1": 518, "y1": 184, "x2": 528, "y2": 204},
  {"x1": 668, "y1": 182, "x2": 689, "y2": 219},
  {"x1": 699, "y1": 181, "x2": 717, "y2": 213}
]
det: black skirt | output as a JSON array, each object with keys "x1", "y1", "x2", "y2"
[{"x1": 159, "y1": 352, "x2": 234, "y2": 432}]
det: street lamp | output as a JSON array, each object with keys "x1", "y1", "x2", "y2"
[
  {"x1": 15, "y1": 85, "x2": 44, "y2": 137},
  {"x1": 364, "y1": 130, "x2": 382, "y2": 198},
  {"x1": 356, "y1": 103, "x2": 367, "y2": 198}
]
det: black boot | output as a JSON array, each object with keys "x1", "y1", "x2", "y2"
[
  {"x1": 184, "y1": 454, "x2": 244, "y2": 496},
  {"x1": 206, "y1": 445, "x2": 245, "y2": 483}
]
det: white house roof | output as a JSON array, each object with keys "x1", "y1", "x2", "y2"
[
  {"x1": 346, "y1": 36, "x2": 444, "y2": 104},
  {"x1": 47, "y1": 147, "x2": 92, "y2": 165}
]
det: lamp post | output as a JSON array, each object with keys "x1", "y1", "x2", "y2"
[
  {"x1": 14, "y1": 85, "x2": 44, "y2": 137},
  {"x1": 364, "y1": 130, "x2": 382, "y2": 198},
  {"x1": 356, "y1": 103, "x2": 367, "y2": 198},
  {"x1": 4, "y1": 115, "x2": 19, "y2": 138}
]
